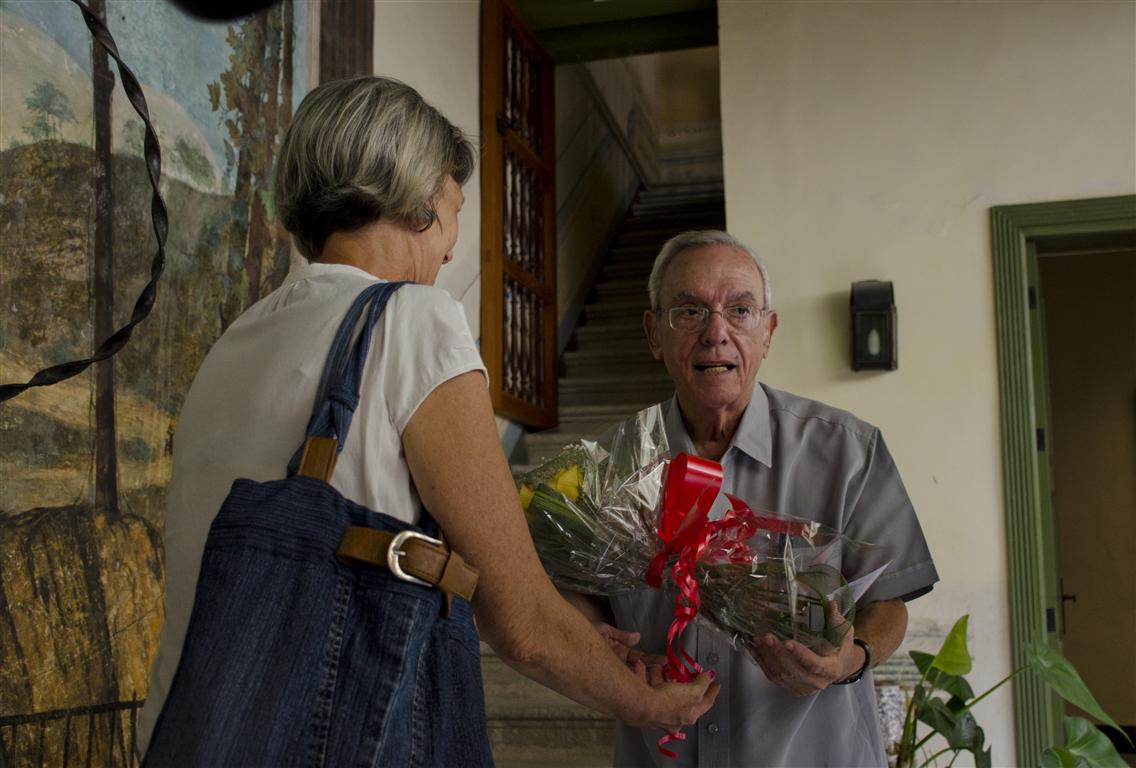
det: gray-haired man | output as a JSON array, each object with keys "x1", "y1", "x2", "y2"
[{"x1": 570, "y1": 231, "x2": 938, "y2": 767}]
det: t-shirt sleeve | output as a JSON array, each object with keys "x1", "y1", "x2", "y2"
[
  {"x1": 377, "y1": 285, "x2": 488, "y2": 435},
  {"x1": 843, "y1": 429, "x2": 939, "y2": 605}
]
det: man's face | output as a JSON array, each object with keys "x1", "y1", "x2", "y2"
[{"x1": 644, "y1": 244, "x2": 777, "y2": 416}]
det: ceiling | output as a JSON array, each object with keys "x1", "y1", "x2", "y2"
[{"x1": 513, "y1": 0, "x2": 718, "y2": 63}]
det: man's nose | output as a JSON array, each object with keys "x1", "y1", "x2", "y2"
[{"x1": 699, "y1": 311, "x2": 731, "y2": 343}]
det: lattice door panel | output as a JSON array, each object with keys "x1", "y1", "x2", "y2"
[{"x1": 480, "y1": 0, "x2": 557, "y2": 427}]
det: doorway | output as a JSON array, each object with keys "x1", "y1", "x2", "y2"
[
  {"x1": 1037, "y1": 244, "x2": 1136, "y2": 759},
  {"x1": 991, "y1": 195, "x2": 1136, "y2": 761}
]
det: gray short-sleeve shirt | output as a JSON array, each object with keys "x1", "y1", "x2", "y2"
[{"x1": 611, "y1": 384, "x2": 938, "y2": 768}]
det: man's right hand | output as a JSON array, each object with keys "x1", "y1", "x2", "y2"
[{"x1": 630, "y1": 672, "x2": 720, "y2": 731}]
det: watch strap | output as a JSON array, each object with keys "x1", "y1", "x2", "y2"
[{"x1": 833, "y1": 637, "x2": 871, "y2": 685}]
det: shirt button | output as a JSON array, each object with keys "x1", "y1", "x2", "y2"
[
  {"x1": 706, "y1": 652, "x2": 720, "y2": 665},
  {"x1": 708, "y1": 723, "x2": 721, "y2": 735}
]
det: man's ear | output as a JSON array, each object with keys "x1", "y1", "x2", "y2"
[
  {"x1": 644, "y1": 310, "x2": 662, "y2": 360},
  {"x1": 762, "y1": 311, "x2": 778, "y2": 357}
]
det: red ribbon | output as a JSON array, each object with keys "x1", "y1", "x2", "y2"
[{"x1": 644, "y1": 453, "x2": 811, "y2": 757}]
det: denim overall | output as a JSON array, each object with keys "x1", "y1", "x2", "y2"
[{"x1": 145, "y1": 282, "x2": 494, "y2": 767}]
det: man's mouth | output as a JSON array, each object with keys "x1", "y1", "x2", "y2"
[{"x1": 693, "y1": 362, "x2": 736, "y2": 374}]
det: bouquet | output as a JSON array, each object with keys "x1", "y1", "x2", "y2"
[{"x1": 517, "y1": 405, "x2": 887, "y2": 663}]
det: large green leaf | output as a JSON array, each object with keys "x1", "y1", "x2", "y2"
[
  {"x1": 1047, "y1": 716, "x2": 1128, "y2": 768},
  {"x1": 931, "y1": 614, "x2": 972, "y2": 676},
  {"x1": 1040, "y1": 746, "x2": 1077, "y2": 768},
  {"x1": 1026, "y1": 643, "x2": 1129, "y2": 741},
  {"x1": 916, "y1": 696, "x2": 981, "y2": 751},
  {"x1": 911, "y1": 651, "x2": 976, "y2": 701}
]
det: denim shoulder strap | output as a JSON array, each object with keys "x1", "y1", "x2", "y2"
[{"x1": 287, "y1": 280, "x2": 408, "y2": 476}]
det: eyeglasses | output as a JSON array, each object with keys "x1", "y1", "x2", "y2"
[{"x1": 662, "y1": 304, "x2": 770, "y2": 333}]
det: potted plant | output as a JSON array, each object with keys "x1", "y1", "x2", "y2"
[{"x1": 896, "y1": 614, "x2": 1131, "y2": 767}]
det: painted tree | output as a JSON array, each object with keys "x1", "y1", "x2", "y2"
[
  {"x1": 209, "y1": 0, "x2": 295, "y2": 329},
  {"x1": 24, "y1": 80, "x2": 75, "y2": 141},
  {"x1": 90, "y1": 0, "x2": 118, "y2": 521}
]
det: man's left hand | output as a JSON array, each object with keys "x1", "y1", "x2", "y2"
[{"x1": 749, "y1": 603, "x2": 863, "y2": 697}]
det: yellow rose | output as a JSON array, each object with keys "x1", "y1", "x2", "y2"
[
  {"x1": 518, "y1": 484, "x2": 535, "y2": 511},
  {"x1": 550, "y1": 464, "x2": 583, "y2": 502}
]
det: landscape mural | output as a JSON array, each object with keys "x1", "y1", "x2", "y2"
[{"x1": 0, "y1": 0, "x2": 309, "y2": 762}]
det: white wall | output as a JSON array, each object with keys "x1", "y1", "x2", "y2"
[
  {"x1": 718, "y1": 1, "x2": 1136, "y2": 764},
  {"x1": 371, "y1": 0, "x2": 482, "y2": 337}
]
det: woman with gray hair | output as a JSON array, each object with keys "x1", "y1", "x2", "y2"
[{"x1": 138, "y1": 76, "x2": 717, "y2": 766}]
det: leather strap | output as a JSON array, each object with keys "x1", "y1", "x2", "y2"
[
  {"x1": 296, "y1": 436, "x2": 339, "y2": 481},
  {"x1": 336, "y1": 527, "x2": 479, "y2": 616}
]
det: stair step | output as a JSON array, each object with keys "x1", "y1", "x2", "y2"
[
  {"x1": 568, "y1": 334, "x2": 646, "y2": 351},
  {"x1": 482, "y1": 648, "x2": 615, "y2": 767},
  {"x1": 562, "y1": 351, "x2": 663, "y2": 378},
  {"x1": 482, "y1": 649, "x2": 606, "y2": 720},
  {"x1": 581, "y1": 302, "x2": 654, "y2": 324},
  {"x1": 636, "y1": 182, "x2": 723, "y2": 201},
  {"x1": 601, "y1": 261, "x2": 654, "y2": 280},
  {"x1": 609, "y1": 244, "x2": 659, "y2": 262},
  {"x1": 594, "y1": 279, "x2": 650, "y2": 301},
  {"x1": 621, "y1": 210, "x2": 725, "y2": 233},
  {"x1": 559, "y1": 403, "x2": 662, "y2": 422},
  {"x1": 617, "y1": 228, "x2": 704, "y2": 248},
  {"x1": 572, "y1": 321, "x2": 646, "y2": 344},
  {"x1": 488, "y1": 721, "x2": 614, "y2": 768},
  {"x1": 559, "y1": 374, "x2": 673, "y2": 406},
  {"x1": 631, "y1": 200, "x2": 724, "y2": 218}
]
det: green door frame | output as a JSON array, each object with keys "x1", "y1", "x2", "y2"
[{"x1": 990, "y1": 194, "x2": 1136, "y2": 764}]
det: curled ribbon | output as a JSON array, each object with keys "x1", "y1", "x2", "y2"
[
  {"x1": 644, "y1": 453, "x2": 814, "y2": 757},
  {"x1": 641, "y1": 454, "x2": 825, "y2": 757},
  {"x1": 643, "y1": 454, "x2": 753, "y2": 757}
]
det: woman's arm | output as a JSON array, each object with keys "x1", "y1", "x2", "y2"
[{"x1": 403, "y1": 371, "x2": 718, "y2": 730}]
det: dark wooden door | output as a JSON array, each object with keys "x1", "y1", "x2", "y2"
[{"x1": 480, "y1": 0, "x2": 558, "y2": 427}]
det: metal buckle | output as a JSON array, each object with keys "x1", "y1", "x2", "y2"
[{"x1": 387, "y1": 530, "x2": 442, "y2": 587}]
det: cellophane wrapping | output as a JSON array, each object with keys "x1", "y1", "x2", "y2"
[{"x1": 517, "y1": 405, "x2": 883, "y2": 653}]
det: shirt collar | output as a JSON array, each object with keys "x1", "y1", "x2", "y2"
[
  {"x1": 664, "y1": 383, "x2": 773, "y2": 467},
  {"x1": 284, "y1": 261, "x2": 381, "y2": 285}
]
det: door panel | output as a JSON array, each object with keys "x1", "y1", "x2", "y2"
[{"x1": 481, "y1": 0, "x2": 557, "y2": 427}]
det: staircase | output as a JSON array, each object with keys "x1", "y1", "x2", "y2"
[{"x1": 482, "y1": 182, "x2": 726, "y2": 767}]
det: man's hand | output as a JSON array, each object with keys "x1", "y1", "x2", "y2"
[{"x1": 749, "y1": 602, "x2": 862, "y2": 696}]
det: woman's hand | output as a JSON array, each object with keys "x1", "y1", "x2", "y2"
[
  {"x1": 404, "y1": 371, "x2": 719, "y2": 731},
  {"x1": 633, "y1": 672, "x2": 721, "y2": 731}
]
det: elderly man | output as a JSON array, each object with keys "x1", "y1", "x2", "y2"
[{"x1": 572, "y1": 230, "x2": 938, "y2": 767}]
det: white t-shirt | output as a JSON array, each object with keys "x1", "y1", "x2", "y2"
[{"x1": 137, "y1": 262, "x2": 487, "y2": 754}]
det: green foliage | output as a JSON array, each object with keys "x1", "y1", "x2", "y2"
[
  {"x1": 24, "y1": 80, "x2": 75, "y2": 141},
  {"x1": 897, "y1": 615, "x2": 1129, "y2": 768},
  {"x1": 172, "y1": 137, "x2": 216, "y2": 188},
  {"x1": 123, "y1": 118, "x2": 147, "y2": 155},
  {"x1": 931, "y1": 614, "x2": 973, "y2": 676},
  {"x1": 1026, "y1": 642, "x2": 1127, "y2": 735},
  {"x1": 1041, "y1": 717, "x2": 1128, "y2": 768},
  {"x1": 23, "y1": 113, "x2": 54, "y2": 142}
]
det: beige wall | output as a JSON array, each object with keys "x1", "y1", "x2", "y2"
[
  {"x1": 718, "y1": 1, "x2": 1136, "y2": 763},
  {"x1": 371, "y1": 0, "x2": 482, "y2": 337},
  {"x1": 555, "y1": 65, "x2": 644, "y2": 347},
  {"x1": 587, "y1": 49, "x2": 723, "y2": 185}
]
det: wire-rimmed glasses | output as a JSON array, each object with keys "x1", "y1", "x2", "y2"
[{"x1": 663, "y1": 304, "x2": 770, "y2": 333}]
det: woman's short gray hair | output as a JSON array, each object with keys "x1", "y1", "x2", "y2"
[
  {"x1": 648, "y1": 230, "x2": 773, "y2": 310},
  {"x1": 274, "y1": 76, "x2": 476, "y2": 260}
]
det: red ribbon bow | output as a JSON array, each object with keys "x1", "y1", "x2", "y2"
[{"x1": 642, "y1": 453, "x2": 821, "y2": 757}]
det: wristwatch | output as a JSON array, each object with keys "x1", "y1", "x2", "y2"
[{"x1": 833, "y1": 638, "x2": 871, "y2": 685}]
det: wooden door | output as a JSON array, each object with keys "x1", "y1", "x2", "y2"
[{"x1": 480, "y1": 0, "x2": 558, "y2": 427}]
